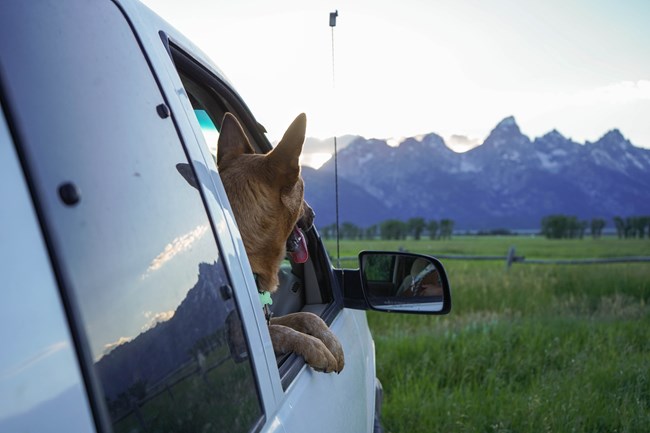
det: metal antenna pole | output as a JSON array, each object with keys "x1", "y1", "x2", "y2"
[{"x1": 329, "y1": 10, "x2": 340, "y2": 268}]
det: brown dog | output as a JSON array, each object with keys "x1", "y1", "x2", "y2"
[{"x1": 216, "y1": 112, "x2": 344, "y2": 373}]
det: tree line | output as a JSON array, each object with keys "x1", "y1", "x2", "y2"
[
  {"x1": 613, "y1": 216, "x2": 650, "y2": 239},
  {"x1": 317, "y1": 214, "x2": 650, "y2": 241},
  {"x1": 319, "y1": 218, "x2": 455, "y2": 240},
  {"x1": 541, "y1": 214, "x2": 650, "y2": 239}
]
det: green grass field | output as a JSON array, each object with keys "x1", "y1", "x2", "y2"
[{"x1": 325, "y1": 236, "x2": 650, "y2": 433}]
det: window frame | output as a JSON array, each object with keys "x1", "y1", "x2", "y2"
[{"x1": 163, "y1": 36, "x2": 346, "y2": 389}]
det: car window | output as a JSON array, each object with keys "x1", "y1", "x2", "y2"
[
  {"x1": 7, "y1": 5, "x2": 264, "y2": 430},
  {"x1": 194, "y1": 109, "x2": 220, "y2": 155},
  {"x1": 43, "y1": 107, "x2": 261, "y2": 433}
]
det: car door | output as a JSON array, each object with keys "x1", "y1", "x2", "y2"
[{"x1": 0, "y1": 2, "x2": 269, "y2": 432}]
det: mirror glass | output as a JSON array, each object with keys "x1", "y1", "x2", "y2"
[{"x1": 360, "y1": 253, "x2": 449, "y2": 313}]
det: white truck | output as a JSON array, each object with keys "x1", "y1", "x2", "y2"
[{"x1": 0, "y1": 1, "x2": 451, "y2": 432}]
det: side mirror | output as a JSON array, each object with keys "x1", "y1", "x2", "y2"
[{"x1": 358, "y1": 251, "x2": 451, "y2": 314}]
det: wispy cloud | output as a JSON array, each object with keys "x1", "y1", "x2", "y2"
[
  {"x1": 102, "y1": 336, "x2": 133, "y2": 357},
  {"x1": 143, "y1": 224, "x2": 209, "y2": 278},
  {"x1": 0, "y1": 341, "x2": 69, "y2": 380},
  {"x1": 446, "y1": 134, "x2": 482, "y2": 153},
  {"x1": 141, "y1": 310, "x2": 175, "y2": 332}
]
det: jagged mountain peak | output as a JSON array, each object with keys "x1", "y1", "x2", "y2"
[
  {"x1": 585, "y1": 128, "x2": 650, "y2": 173},
  {"x1": 542, "y1": 129, "x2": 565, "y2": 140},
  {"x1": 347, "y1": 136, "x2": 389, "y2": 149},
  {"x1": 319, "y1": 136, "x2": 392, "y2": 173},
  {"x1": 495, "y1": 116, "x2": 519, "y2": 130},
  {"x1": 399, "y1": 133, "x2": 448, "y2": 152},
  {"x1": 481, "y1": 116, "x2": 530, "y2": 150},
  {"x1": 602, "y1": 128, "x2": 625, "y2": 141},
  {"x1": 592, "y1": 128, "x2": 630, "y2": 149},
  {"x1": 420, "y1": 132, "x2": 449, "y2": 149},
  {"x1": 534, "y1": 129, "x2": 578, "y2": 152},
  {"x1": 485, "y1": 116, "x2": 524, "y2": 139},
  {"x1": 327, "y1": 136, "x2": 389, "y2": 161}
]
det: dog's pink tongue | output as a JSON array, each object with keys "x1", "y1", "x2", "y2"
[{"x1": 289, "y1": 227, "x2": 309, "y2": 263}]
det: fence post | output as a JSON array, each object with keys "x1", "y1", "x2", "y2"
[{"x1": 505, "y1": 246, "x2": 516, "y2": 271}]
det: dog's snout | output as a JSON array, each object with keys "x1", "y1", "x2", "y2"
[{"x1": 299, "y1": 201, "x2": 315, "y2": 231}]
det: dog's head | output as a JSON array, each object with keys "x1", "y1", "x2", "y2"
[{"x1": 216, "y1": 113, "x2": 313, "y2": 293}]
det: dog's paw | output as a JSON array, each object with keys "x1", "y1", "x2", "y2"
[
  {"x1": 316, "y1": 327, "x2": 345, "y2": 373},
  {"x1": 298, "y1": 334, "x2": 339, "y2": 373},
  {"x1": 271, "y1": 312, "x2": 345, "y2": 373},
  {"x1": 269, "y1": 324, "x2": 339, "y2": 373}
]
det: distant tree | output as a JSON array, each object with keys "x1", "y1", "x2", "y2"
[
  {"x1": 319, "y1": 224, "x2": 336, "y2": 240},
  {"x1": 541, "y1": 215, "x2": 590, "y2": 239},
  {"x1": 439, "y1": 219, "x2": 455, "y2": 239},
  {"x1": 624, "y1": 217, "x2": 636, "y2": 238},
  {"x1": 341, "y1": 222, "x2": 361, "y2": 240},
  {"x1": 624, "y1": 216, "x2": 650, "y2": 238},
  {"x1": 319, "y1": 225, "x2": 329, "y2": 240},
  {"x1": 629, "y1": 217, "x2": 647, "y2": 238},
  {"x1": 542, "y1": 214, "x2": 570, "y2": 239},
  {"x1": 565, "y1": 216, "x2": 584, "y2": 238},
  {"x1": 541, "y1": 215, "x2": 559, "y2": 239},
  {"x1": 380, "y1": 219, "x2": 407, "y2": 240},
  {"x1": 639, "y1": 216, "x2": 650, "y2": 238},
  {"x1": 613, "y1": 216, "x2": 625, "y2": 238},
  {"x1": 407, "y1": 217, "x2": 426, "y2": 240},
  {"x1": 393, "y1": 222, "x2": 404, "y2": 240},
  {"x1": 365, "y1": 224, "x2": 378, "y2": 240},
  {"x1": 427, "y1": 220, "x2": 439, "y2": 240},
  {"x1": 578, "y1": 220, "x2": 588, "y2": 239},
  {"x1": 566, "y1": 216, "x2": 577, "y2": 238},
  {"x1": 590, "y1": 218, "x2": 606, "y2": 238}
]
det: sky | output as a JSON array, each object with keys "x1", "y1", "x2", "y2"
[{"x1": 140, "y1": 0, "x2": 650, "y2": 165}]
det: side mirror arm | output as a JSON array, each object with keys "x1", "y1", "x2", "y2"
[{"x1": 334, "y1": 268, "x2": 370, "y2": 310}]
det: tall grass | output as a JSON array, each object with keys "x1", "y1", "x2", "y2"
[{"x1": 326, "y1": 237, "x2": 650, "y2": 433}]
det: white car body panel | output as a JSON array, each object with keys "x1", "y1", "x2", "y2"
[{"x1": 0, "y1": 1, "x2": 381, "y2": 432}]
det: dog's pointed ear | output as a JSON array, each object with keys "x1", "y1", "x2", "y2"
[
  {"x1": 217, "y1": 113, "x2": 254, "y2": 169},
  {"x1": 268, "y1": 113, "x2": 306, "y2": 175}
]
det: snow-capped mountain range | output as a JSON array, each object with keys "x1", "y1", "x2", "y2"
[{"x1": 302, "y1": 117, "x2": 650, "y2": 230}]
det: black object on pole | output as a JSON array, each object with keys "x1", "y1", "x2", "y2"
[{"x1": 329, "y1": 10, "x2": 338, "y2": 27}]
